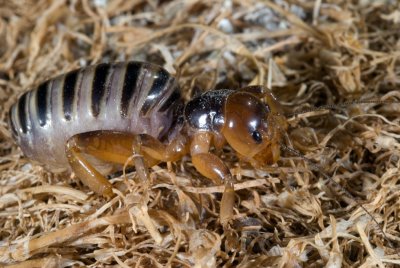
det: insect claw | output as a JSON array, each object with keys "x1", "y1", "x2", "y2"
[{"x1": 102, "y1": 185, "x2": 115, "y2": 199}]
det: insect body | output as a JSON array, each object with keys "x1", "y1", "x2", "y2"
[
  {"x1": 9, "y1": 62, "x2": 183, "y2": 170},
  {"x1": 9, "y1": 61, "x2": 286, "y2": 223}
]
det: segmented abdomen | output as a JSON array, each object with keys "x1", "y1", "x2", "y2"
[{"x1": 9, "y1": 62, "x2": 183, "y2": 170}]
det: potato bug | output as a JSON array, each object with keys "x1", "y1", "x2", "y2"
[
  {"x1": 7, "y1": 60, "x2": 398, "y2": 239},
  {"x1": 8, "y1": 61, "x2": 290, "y2": 223}
]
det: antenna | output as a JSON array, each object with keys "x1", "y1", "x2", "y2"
[
  {"x1": 285, "y1": 99, "x2": 400, "y2": 118},
  {"x1": 266, "y1": 90, "x2": 399, "y2": 255}
]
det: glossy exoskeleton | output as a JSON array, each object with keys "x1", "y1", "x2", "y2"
[{"x1": 9, "y1": 61, "x2": 287, "y2": 223}]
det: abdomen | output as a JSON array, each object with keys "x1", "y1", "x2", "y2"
[{"x1": 9, "y1": 62, "x2": 183, "y2": 170}]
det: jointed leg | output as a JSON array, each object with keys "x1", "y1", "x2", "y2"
[
  {"x1": 66, "y1": 144, "x2": 114, "y2": 198},
  {"x1": 69, "y1": 131, "x2": 139, "y2": 164},
  {"x1": 133, "y1": 133, "x2": 189, "y2": 162},
  {"x1": 66, "y1": 130, "x2": 235, "y2": 223},
  {"x1": 66, "y1": 131, "x2": 188, "y2": 198},
  {"x1": 66, "y1": 131, "x2": 152, "y2": 198},
  {"x1": 190, "y1": 132, "x2": 235, "y2": 224}
]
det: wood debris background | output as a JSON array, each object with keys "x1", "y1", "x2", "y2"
[{"x1": 0, "y1": 0, "x2": 400, "y2": 267}]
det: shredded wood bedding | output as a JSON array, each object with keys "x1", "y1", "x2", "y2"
[{"x1": 0, "y1": 1, "x2": 400, "y2": 267}]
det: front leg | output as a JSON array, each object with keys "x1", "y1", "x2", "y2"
[{"x1": 190, "y1": 132, "x2": 235, "y2": 224}]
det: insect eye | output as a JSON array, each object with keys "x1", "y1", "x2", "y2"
[{"x1": 251, "y1": 130, "x2": 263, "y2": 144}]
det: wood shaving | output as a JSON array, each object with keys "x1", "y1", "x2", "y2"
[{"x1": 0, "y1": 0, "x2": 399, "y2": 267}]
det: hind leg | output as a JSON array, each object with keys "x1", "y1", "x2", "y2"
[
  {"x1": 66, "y1": 131, "x2": 188, "y2": 198},
  {"x1": 65, "y1": 131, "x2": 156, "y2": 198}
]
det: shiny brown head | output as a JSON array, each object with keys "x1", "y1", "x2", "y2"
[{"x1": 221, "y1": 90, "x2": 287, "y2": 168}]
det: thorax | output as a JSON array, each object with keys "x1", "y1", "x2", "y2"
[{"x1": 184, "y1": 89, "x2": 233, "y2": 133}]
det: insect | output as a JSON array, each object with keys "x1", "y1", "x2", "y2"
[
  {"x1": 8, "y1": 61, "x2": 289, "y2": 223},
  {"x1": 8, "y1": 60, "x2": 398, "y2": 250}
]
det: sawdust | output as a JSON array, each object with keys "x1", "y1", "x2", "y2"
[{"x1": 0, "y1": 0, "x2": 400, "y2": 267}]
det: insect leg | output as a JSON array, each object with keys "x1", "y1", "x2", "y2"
[
  {"x1": 65, "y1": 131, "x2": 158, "y2": 198},
  {"x1": 190, "y1": 132, "x2": 235, "y2": 225},
  {"x1": 133, "y1": 133, "x2": 189, "y2": 163},
  {"x1": 66, "y1": 140, "x2": 114, "y2": 199},
  {"x1": 131, "y1": 133, "x2": 189, "y2": 185}
]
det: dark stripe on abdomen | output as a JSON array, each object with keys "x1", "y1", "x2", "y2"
[
  {"x1": 63, "y1": 71, "x2": 78, "y2": 121},
  {"x1": 36, "y1": 81, "x2": 49, "y2": 126},
  {"x1": 141, "y1": 69, "x2": 170, "y2": 116},
  {"x1": 159, "y1": 90, "x2": 181, "y2": 113},
  {"x1": 91, "y1": 63, "x2": 110, "y2": 117},
  {"x1": 120, "y1": 62, "x2": 141, "y2": 118},
  {"x1": 17, "y1": 92, "x2": 29, "y2": 133}
]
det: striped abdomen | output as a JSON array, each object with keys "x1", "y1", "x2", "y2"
[{"x1": 9, "y1": 62, "x2": 183, "y2": 170}]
